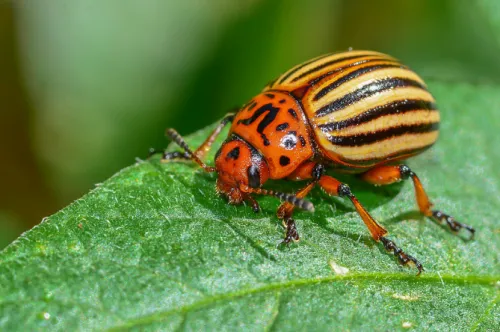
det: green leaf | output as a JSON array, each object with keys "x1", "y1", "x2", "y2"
[{"x1": 1, "y1": 81, "x2": 499, "y2": 331}]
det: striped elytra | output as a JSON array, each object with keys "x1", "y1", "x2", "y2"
[
  {"x1": 162, "y1": 50, "x2": 474, "y2": 275},
  {"x1": 265, "y1": 50, "x2": 439, "y2": 170}
]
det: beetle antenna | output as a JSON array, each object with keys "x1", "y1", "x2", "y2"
[{"x1": 242, "y1": 186, "x2": 314, "y2": 212}]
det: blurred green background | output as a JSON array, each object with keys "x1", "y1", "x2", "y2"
[{"x1": 1, "y1": 0, "x2": 500, "y2": 249}]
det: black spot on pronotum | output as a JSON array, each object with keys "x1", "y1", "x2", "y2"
[
  {"x1": 226, "y1": 146, "x2": 240, "y2": 160},
  {"x1": 288, "y1": 108, "x2": 298, "y2": 119},
  {"x1": 238, "y1": 103, "x2": 279, "y2": 148},
  {"x1": 265, "y1": 93, "x2": 275, "y2": 99},
  {"x1": 299, "y1": 135, "x2": 306, "y2": 147},
  {"x1": 279, "y1": 156, "x2": 291, "y2": 166},
  {"x1": 279, "y1": 99, "x2": 286, "y2": 104},
  {"x1": 276, "y1": 123, "x2": 289, "y2": 131},
  {"x1": 247, "y1": 165, "x2": 261, "y2": 188},
  {"x1": 262, "y1": 135, "x2": 270, "y2": 146}
]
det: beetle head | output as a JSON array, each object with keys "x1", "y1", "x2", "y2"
[{"x1": 214, "y1": 138, "x2": 270, "y2": 204}]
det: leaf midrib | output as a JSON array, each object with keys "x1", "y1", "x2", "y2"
[{"x1": 108, "y1": 272, "x2": 498, "y2": 330}]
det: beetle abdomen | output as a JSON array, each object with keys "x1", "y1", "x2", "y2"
[{"x1": 269, "y1": 51, "x2": 439, "y2": 169}]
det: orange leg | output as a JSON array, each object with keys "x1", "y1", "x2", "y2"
[
  {"x1": 277, "y1": 181, "x2": 316, "y2": 244},
  {"x1": 152, "y1": 113, "x2": 235, "y2": 172},
  {"x1": 362, "y1": 165, "x2": 475, "y2": 238},
  {"x1": 277, "y1": 162, "x2": 423, "y2": 274},
  {"x1": 318, "y1": 174, "x2": 423, "y2": 274},
  {"x1": 277, "y1": 162, "x2": 323, "y2": 245},
  {"x1": 192, "y1": 112, "x2": 236, "y2": 160}
]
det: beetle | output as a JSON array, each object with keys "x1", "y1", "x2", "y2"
[{"x1": 155, "y1": 50, "x2": 475, "y2": 274}]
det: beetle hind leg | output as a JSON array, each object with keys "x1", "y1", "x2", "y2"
[
  {"x1": 362, "y1": 164, "x2": 475, "y2": 239},
  {"x1": 431, "y1": 211, "x2": 475, "y2": 238}
]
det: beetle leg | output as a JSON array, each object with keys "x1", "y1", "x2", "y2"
[
  {"x1": 192, "y1": 112, "x2": 235, "y2": 160},
  {"x1": 318, "y1": 176, "x2": 388, "y2": 240},
  {"x1": 278, "y1": 162, "x2": 325, "y2": 217},
  {"x1": 161, "y1": 151, "x2": 191, "y2": 160},
  {"x1": 281, "y1": 217, "x2": 300, "y2": 245},
  {"x1": 317, "y1": 174, "x2": 423, "y2": 274},
  {"x1": 243, "y1": 194, "x2": 261, "y2": 213},
  {"x1": 277, "y1": 181, "x2": 316, "y2": 220},
  {"x1": 362, "y1": 164, "x2": 475, "y2": 239},
  {"x1": 161, "y1": 113, "x2": 235, "y2": 172},
  {"x1": 380, "y1": 237, "x2": 424, "y2": 276},
  {"x1": 147, "y1": 148, "x2": 190, "y2": 160},
  {"x1": 277, "y1": 181, "x2": 316, "y2": 245},
  {"x1": 276, "y1": 162, "x2": 323, "y2": 244}
]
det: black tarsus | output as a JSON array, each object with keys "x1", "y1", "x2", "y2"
[
  {"x1": 432, "y1": 210, "x2": 475, "y2": 239},
  {"x1": 244, "y1": 195, "x2": 261, "y2": 213},
  {"x1": 399, "y1": 164, "x2": 475, "y2": 239},
  {"x1": 281, "y1": 217, "x2": 300, "y2": 245},
  {"x1": 380, "y1": 236, "x2": 424, "y2": 275}
]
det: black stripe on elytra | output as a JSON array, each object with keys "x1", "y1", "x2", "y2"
[
  {"x1": 291, "y1": 54, "x2": 382, "y2": 83},
  {"x1": 265, "y1": 93, "x2": 275, "y2": 99},
  {"x1": 266, "y1": 77, "x2": 279, "y2": 88},
  {"x1": 276, "y1": 123, "x2": 289, "y2": 131},
  {"x1": 318, "y1": 99, "x2": 437, "y2": 132},
  {"x1": 314, "y1": 63, "x2": 405, "y2": 101},
  {"x1": 328, "y1": 122, "x2": 439, "y2": 146},
  {"x1": 315, "y1": 78, "x2": 427, "y2": 118},
  {"x1": 238, "y1": 103, "x2": 280, "y2": 146},
  {"x1": 307, "y1": 58, "x2": 390, "y2": 86},
  {"x1": 277, "y1": 53, "x2": 332, "y2": 85}
]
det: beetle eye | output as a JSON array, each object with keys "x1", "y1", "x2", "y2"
[{"x1": 247, "y1": 165, "x2": 261, "y2": 188}]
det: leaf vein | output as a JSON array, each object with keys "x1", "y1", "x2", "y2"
[{"x1": 107, "y1": 273, "x2": 498, "y2": 330}]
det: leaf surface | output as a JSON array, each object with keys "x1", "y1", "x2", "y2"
[{"x1": 0, "y1": 81, "x2": 499, "y2": 331}]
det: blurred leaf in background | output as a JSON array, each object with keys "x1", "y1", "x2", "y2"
[{"x1": 1, "y1": 0, "x2": 500, "y2": 249}]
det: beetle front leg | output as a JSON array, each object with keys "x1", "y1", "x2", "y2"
[
  {"x1": 362, "y1": 165, "x2": 475, "y2": 239},
  {"x1": 276, "y1": 162, "x2": 322, "y2": 245},
  {"x1": 158, "y1": 113, "x2": 235, "y2": 172},
  {"x1": 191, "y1": 112, "x2": 235, "y2": 160},
  {"x1": 282, "y1": 217, "x2": 300, "y2": 245},
  {"x1": 277, "y1": 181, "x2": 316, "y2": 245}
]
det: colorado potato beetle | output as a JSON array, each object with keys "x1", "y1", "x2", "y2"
[{"x1": 155, "y1": 50, "x2": 475, "y2": 274}]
